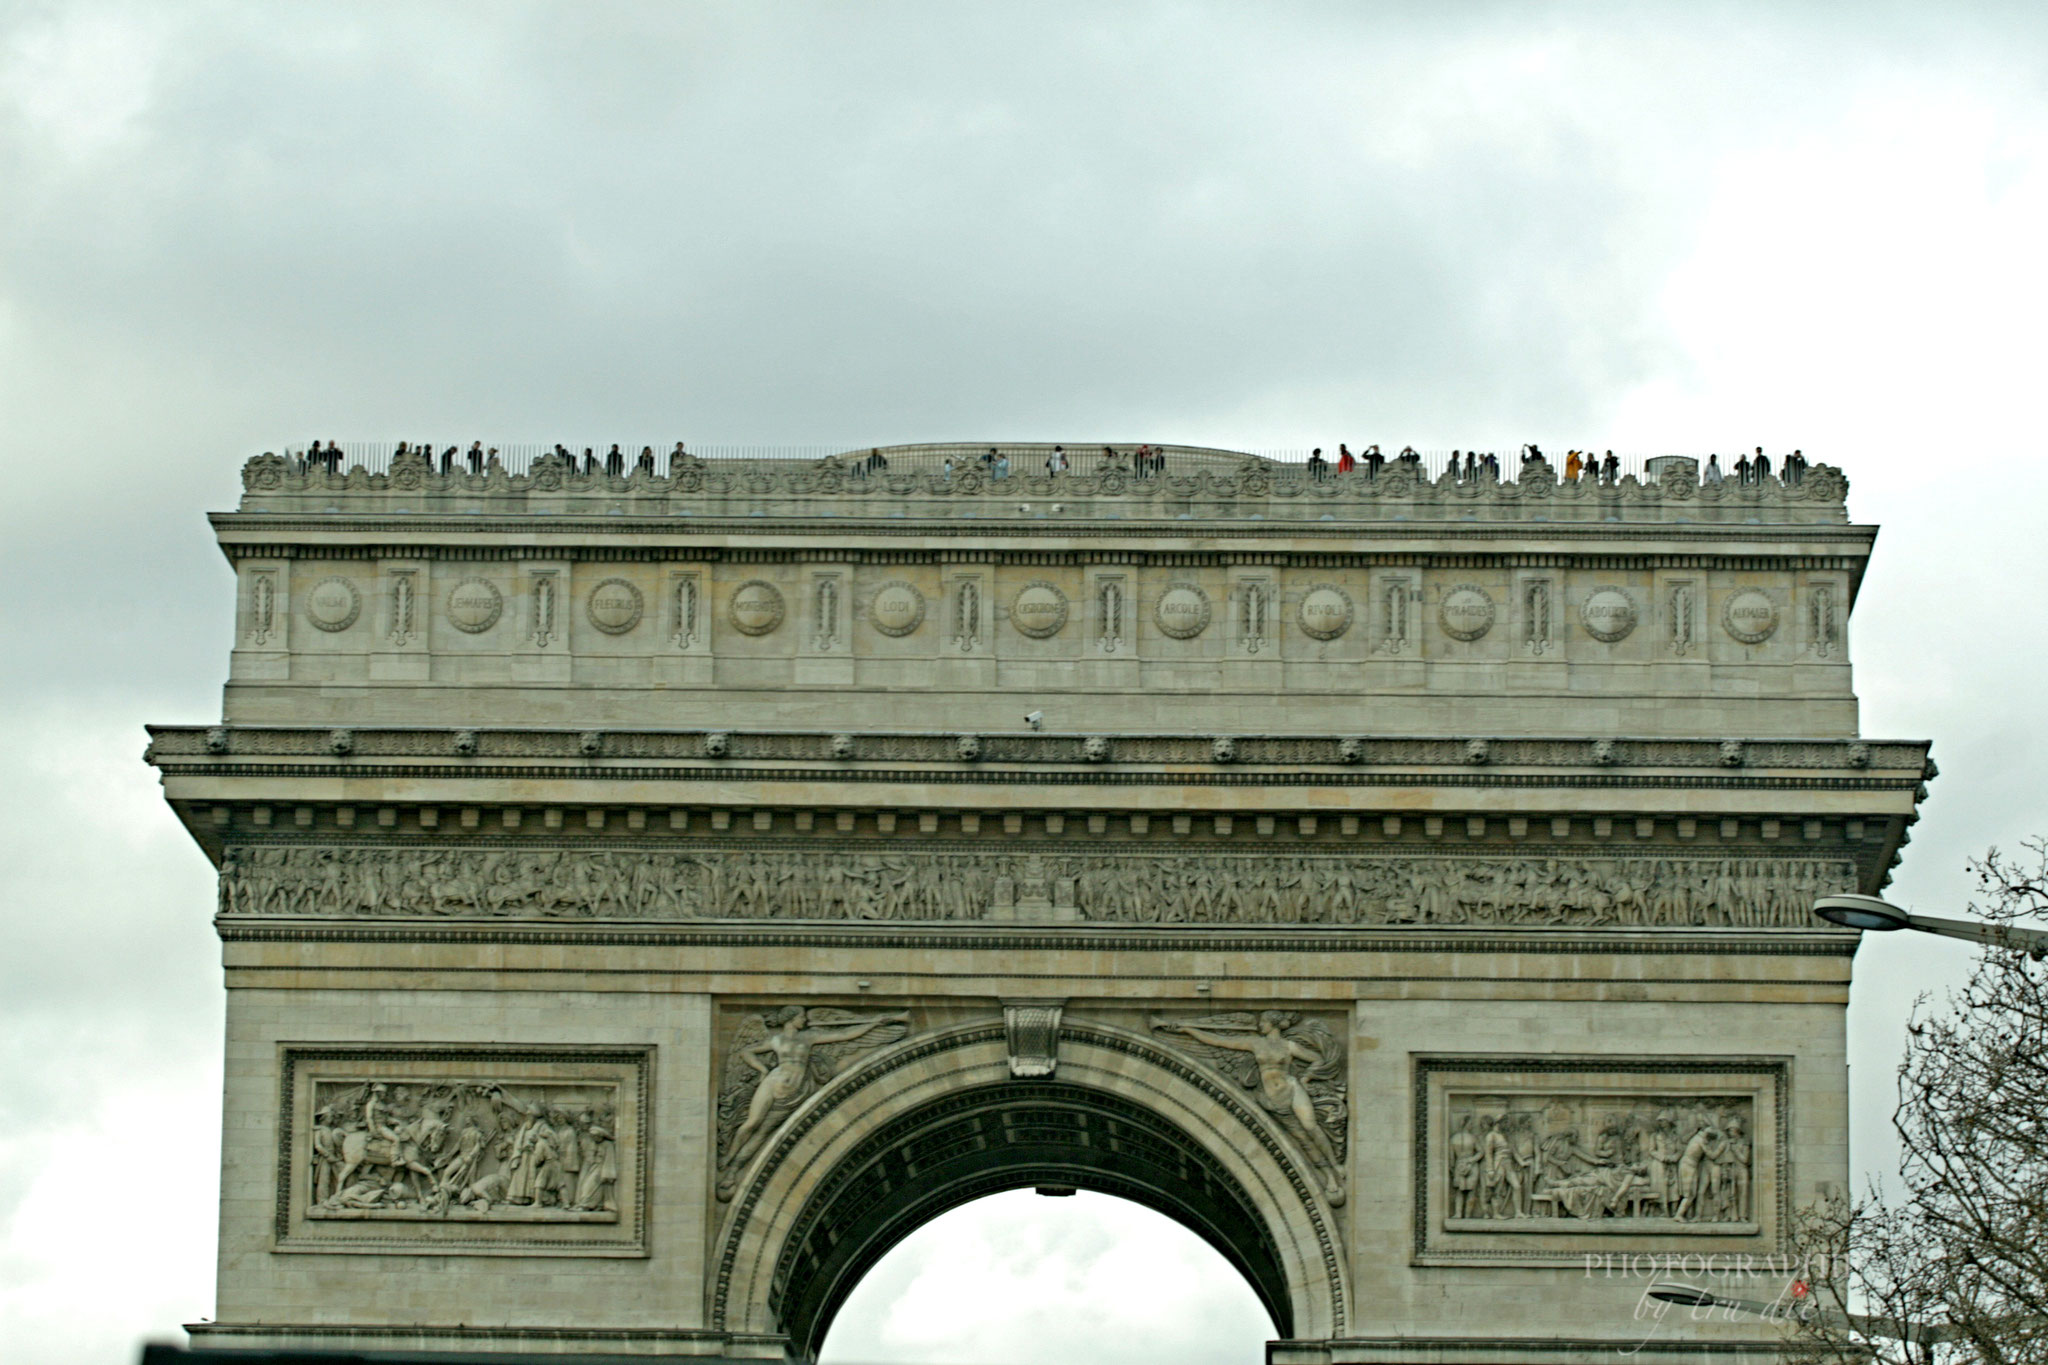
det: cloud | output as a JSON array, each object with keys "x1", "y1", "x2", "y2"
[{"x1": 4, "y1": 3, "x2": 2048, "y2": 1361}]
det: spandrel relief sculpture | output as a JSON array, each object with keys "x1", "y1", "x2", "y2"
[
  {"x1": 1446, "y1": 1094, "x2": 1754, "y2": 1228},
  {"x1": 219, "y1": 847, "x2": 1857, "y2": 929},
  {"x1": 714, "y1": 1007, "x2": 911, "y2": 1199},
  {"x1": 307, "y1": 1080, "x2": 619, "y2": 1221},
  {"x1": 1154, "y1": 1012, "x2": 1347, "y2": 1204}
]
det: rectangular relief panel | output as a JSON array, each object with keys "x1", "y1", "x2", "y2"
[
  {"x1": 1412, "y1": 1055, "x2": 1786, "y2": 1266},
  {"x1": 275, "y1": 1045, "x2": 651, "y2": 1256}
]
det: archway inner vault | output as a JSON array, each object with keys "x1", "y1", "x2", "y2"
[{"x1": 772, "y1": 1080, "x2": 1291, "y2": 1360}]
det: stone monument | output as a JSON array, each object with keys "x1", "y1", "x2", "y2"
[{"x1": 147, "y1": 443, "x2": 1930, "y2": 1363}]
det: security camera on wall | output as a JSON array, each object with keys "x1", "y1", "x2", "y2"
[{"x1": 1024, "y1": 711, "x2": 1044, "y2": 730}]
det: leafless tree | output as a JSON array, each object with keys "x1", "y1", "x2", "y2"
[{"x1": 1789, "y1": 841, "x2": 2048, "y2": 1365}]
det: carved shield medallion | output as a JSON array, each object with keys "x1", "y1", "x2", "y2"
[
  {"x1": 1438, "y1": 585, "x2": 1496, "y2": 642},
  {"x1": 305, "y1": 577, "x2": 362, "y2": 633},
  {"x1": 1010, "y1": 582, "x2": 1069, "y2": 638},
  {"x1": 1722, "y1": 589, "x2": 1779, "y2": 644},
  {"x1": 728, "y1": 580, "x2": 786, "y2": 636},
  {"x1": 1154, "y1": 583, "x2": 1212, "y2": 639},
  {"x1": 868, "y1": 581, "x2": 926, "y2": 637},
  {"x1": 1297, "y1": 585, "x2": 1354, "y2": 641},
  {"x1": 446, "y1": 579, "x2": 504, "y2": 634},
  {"x1": 586, "y1": 578, "x2": 644, "y2": 635}
]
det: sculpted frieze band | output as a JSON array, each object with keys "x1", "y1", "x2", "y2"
[{"x1": 219, "y1": 846, "x2": 1857, "y2": 928}]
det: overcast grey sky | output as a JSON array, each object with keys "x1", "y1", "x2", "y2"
[{"x1": 4, "y1": 4, "x2": 2048, "y2": 1363}]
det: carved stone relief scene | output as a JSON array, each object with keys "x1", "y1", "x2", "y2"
[
  {"x1": 714, "y1": 1006, "x2": 912, "y2": 1198},
  {"x1": 1152, "y1": 1011, "x2": 1347, "y2": 1204},
  {"x1": 220, "y1": 846, "x2": 1857, "y2": 928},
  {"x1": 307, "y1": 1078, "x2": 620, "y2": 1221},
  {"x1": 1445, "y1": 1092, "x2": 1756, "y2": 1229}
]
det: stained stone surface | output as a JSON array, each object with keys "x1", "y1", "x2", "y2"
[{"x1": 154, "y1": 446, "x2": 1926, "y2": 1364}]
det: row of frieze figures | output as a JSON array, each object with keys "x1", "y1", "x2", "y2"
[
  {"x1": 246, "y1": 566, "x2": 1848, "y2": 658},
  {"x1": 221, "y1": 847, "x2": 1857, "y2": 928},
  {"x1": 295, "y1": 1011, "x2": 1753, "y2": 1233}
]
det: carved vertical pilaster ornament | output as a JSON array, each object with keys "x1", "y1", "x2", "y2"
[
  {"x1": 671, "y1": 574, "x2": 700, "y2": 650},
  {"x1": 247, "y1": 570, "x2": 276, "y2": 645},
  {"x1": 530, "y1": 573, "x2": 557, "y2": 648},
  {"x1": 1003, "y1": 1000, "x2": 1065, "y2": 1077},
  {"x1": 953, "y1": 578, "x2": 981, "y2": 653},
  {"x1": 388, "y1": 572, "x2": 417, "y2": 646}
]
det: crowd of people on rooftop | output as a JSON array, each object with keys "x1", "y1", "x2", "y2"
[{"x1": 286, "y1": 439, "x2": 1814, "y2": 488}]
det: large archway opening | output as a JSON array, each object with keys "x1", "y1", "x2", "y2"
[
  {"x1": 768, "y1": 1080, "x2": 1293, "y2": 1360},
  {"x1": 818, "y1": 1188, "x2": 1275, "y2": 1364}
]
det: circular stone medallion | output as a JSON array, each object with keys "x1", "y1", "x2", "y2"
[
  {"x1": 1010, "y1": 581, "x2": 1069, "y2": 638},
  {"x1": 1580, "y1": 587, "x2": 1638, "y2": 643},
  {"x1": 1438, "y1": 585, "x2": 1496, "y2": 642},
  {"x1": 446, "y1": 578, "x2": 503, "y2": 634},
  {"x1": 1297, "y1": 585, "x2": 1355, "y2": 641},
  {"x1": 1154, "y1": 583, "x2": 1212, "y2": 639},
  {"x1": 1723, "y1": 588, "x2": 1779, "y2": 644},
  {"x1": 586, "y1": 577, "x2": 645, "y2": 635},
  {"x1": 869, "y1": 580, "x2": 926, "y2": 637},
  {"x1": 304, "y1": 577, "x2": 361, "y2": 632},
  {"x1": 728, "y1": 580, "x2": 787, "y2": 636}
]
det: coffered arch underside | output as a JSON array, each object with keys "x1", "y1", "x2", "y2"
[{"x1": 710, "y1": 1020, "x2": 1348, "y2": 1357}]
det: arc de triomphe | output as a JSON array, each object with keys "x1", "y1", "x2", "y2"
[{"x1": 148, "y1": 445, "x2": 1928, "y2": 1363}]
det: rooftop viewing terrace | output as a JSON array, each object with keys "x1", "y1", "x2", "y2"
[{"x1": 237, "y1": 441, "x2": 1848, "y2": 527}]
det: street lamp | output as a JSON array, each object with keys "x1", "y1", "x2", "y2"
[{"x1": 1814, "y1": 893, "x2": 2048, "y2": 958}]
